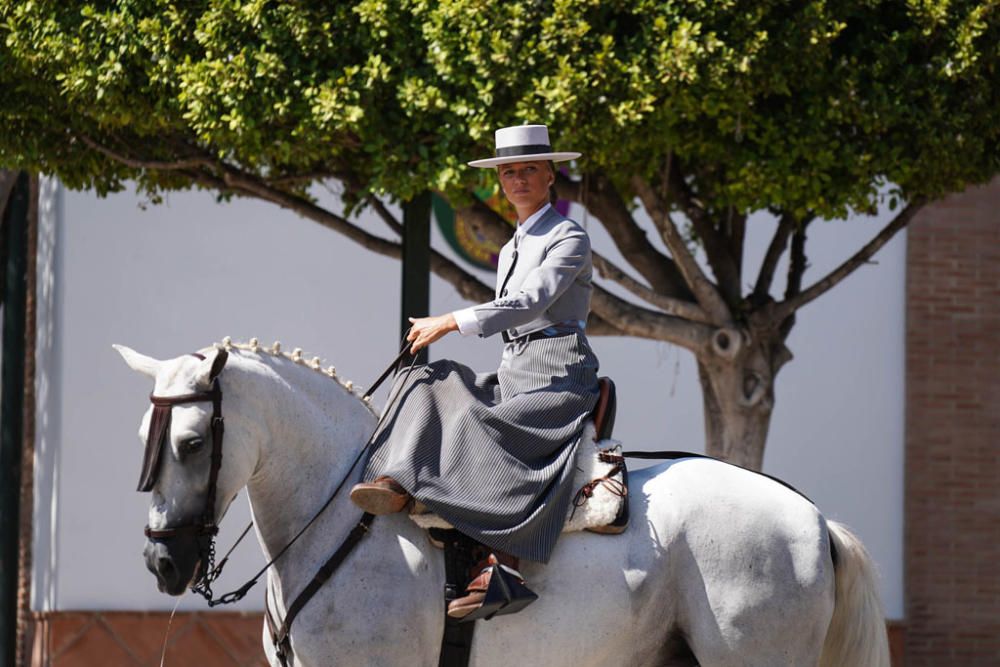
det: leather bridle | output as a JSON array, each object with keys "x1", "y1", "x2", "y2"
[
  {"x1": 136, "y1": 339, "x2": 419, "y2": 664},
  {"x1": 139, "y1": 349, "x2": 229, "y2": 595}
]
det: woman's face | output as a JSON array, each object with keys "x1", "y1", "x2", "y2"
[{"x1": 497, "y1": 160, "x2": 554, "y2": 214}]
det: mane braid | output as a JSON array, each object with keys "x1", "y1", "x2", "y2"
[{"x1": 205, "y1": 337, "x2": 377, "y2": 415}]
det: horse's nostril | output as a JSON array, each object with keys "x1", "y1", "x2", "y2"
[{"x1": 158, "y1": 557, "x2": 176, "y2": 580}]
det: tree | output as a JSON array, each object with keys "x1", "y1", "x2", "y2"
[{"x1": 2, "y1": 1, "x2": 998, "y2": 468}]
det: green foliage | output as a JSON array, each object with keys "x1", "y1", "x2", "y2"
[{"x1": 1, "y1": 0, "x2": 998, "y2": 219}]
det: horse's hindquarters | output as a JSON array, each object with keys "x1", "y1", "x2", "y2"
[
  {"x1": 464, "y1": 460, "x2": 838, "y2": 667},
  {"x1": 648, "y1": 459, "x2": 837, "y2": 666}
]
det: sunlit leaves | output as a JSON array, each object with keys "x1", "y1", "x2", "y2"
[{"x1": 0, "y1": 0, "x2": 997, "y2": 215}]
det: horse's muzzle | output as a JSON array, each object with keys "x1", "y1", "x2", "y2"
[{"x1": 144, "y1": 536, "x2": 202, "y2": 596}]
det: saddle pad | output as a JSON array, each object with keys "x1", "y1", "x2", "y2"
[{"x1": 409, "y1": 421, "x2": 625, "y2": 534}]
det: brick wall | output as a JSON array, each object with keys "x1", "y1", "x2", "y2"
[
  {"x1": 29, "y1": 611, "x2": 267, "y2": 666},
  {"x1": 905, "y1": 175, "x2": 1000, "y2": 665}
]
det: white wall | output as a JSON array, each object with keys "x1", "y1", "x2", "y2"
[{"x1": 33, "y1": 181, "x2": 905, "y2": 617}]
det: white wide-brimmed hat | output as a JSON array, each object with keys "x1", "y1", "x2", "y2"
[{"x1": 468, "y1": 124, "x2": 581, "y2": 168}]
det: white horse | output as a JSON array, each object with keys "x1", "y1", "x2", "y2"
[{"x1": 115, "y1": 341, "x2": 890, "y2": 667}]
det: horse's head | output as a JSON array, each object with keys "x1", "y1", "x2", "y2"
[{"x1": 114, "y1": 344, "x2": 257, "y2": 595}]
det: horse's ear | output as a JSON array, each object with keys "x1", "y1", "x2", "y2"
[
  {"x1": 113, "y1": 344, "x2": 163, "y2": 378},
  {"x1": 194, "y1": 347, "x2": 229, "y2": 387}
]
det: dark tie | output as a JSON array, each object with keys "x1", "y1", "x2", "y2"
[{"x1": 498, "y1": 233, "x2": 519, "y2": 298}]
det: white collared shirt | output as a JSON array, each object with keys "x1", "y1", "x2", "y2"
[
  {"x1": 452, "y1": 203, "x2": 553, "y2": 336},
  {"x1": 513, "y1": 202, "x2": 552, "y2": 249}
]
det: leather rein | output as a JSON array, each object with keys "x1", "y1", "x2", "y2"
[
  {"x1": 141, "y1": 350, "x2": 227, "y2": 539},
  {"x1": 138, "y1": 340, "x2": 419, "y2": 660}
]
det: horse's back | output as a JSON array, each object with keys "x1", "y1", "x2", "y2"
[
  {"x1": 469, "y1": 457, "x2": 836, "y2": 666},
  {"x1": 641, "y1": 457, "x2": 831, "y2": 573}
]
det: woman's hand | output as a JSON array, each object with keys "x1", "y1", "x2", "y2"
[{"x1": 407, "y1": 313, "x2": 459, "y2": 354}]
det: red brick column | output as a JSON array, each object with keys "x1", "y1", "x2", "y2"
[{"x1": 905, "y1": 175, "x2": 1000, "y2": 665}]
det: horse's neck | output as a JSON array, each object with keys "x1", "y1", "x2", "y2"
[{"x1": 237, "y1": 355, "x2": 377, "y2": 561}]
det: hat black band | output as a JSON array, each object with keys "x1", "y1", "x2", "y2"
[{"x1": 495, "y1": 143, "x2": 552, "y2": 158}]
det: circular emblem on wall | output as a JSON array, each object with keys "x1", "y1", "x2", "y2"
[{"x1": 432, "y1": 186, "x2": 572, "y2": 271}]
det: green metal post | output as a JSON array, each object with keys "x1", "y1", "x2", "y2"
[
  {"x1": 0, "y1": 172, "x2": 29, "y2": 667},
  {"x1": 401, "y1": 192, "x2": 432, "y2": 365}
]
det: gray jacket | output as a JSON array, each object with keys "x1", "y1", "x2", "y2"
[{"x1": 472, "y1": 206, "x2": 593, "y2": 340}]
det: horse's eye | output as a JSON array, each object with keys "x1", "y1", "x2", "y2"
[{"x1": 179, "y1": 437, "x2": 204, "y2": 458}]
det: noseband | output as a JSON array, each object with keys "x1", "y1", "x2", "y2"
[{"x1": 140, "y1": 348, "x2": 228, "y2": 545}]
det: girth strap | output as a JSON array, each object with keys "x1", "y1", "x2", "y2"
[
  {"x1": 266, "y1": 512, "x2": 375, "y2": 666},
  {"x1": 430, "y1": 528, "x2": 485, "y2": 667}
]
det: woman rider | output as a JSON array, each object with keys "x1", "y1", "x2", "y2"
[{"x1": 350, "y1": 124, "x2": 601, "y2": 619}]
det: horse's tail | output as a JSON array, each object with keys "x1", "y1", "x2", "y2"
[{"x1": 819, "y1": 520, "x2": 891, "y2": 667}]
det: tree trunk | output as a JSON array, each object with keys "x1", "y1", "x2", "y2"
[{"x1": 696, "y1": 326, "x2": 792, "y2": 470}]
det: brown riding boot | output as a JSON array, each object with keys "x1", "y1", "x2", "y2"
[
  {"x1": 349, "y1": 476, "x2": 411, "y2": 515},
  {"x1": 446, "y1": 551, "x2": 537, "y2": 620}
]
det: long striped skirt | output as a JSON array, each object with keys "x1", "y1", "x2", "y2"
[{"x1": 361, "y1": 331, "x2": 600, "y2": 562}]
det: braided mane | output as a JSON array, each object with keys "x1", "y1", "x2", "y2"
[{"x1": 207, "y1": 336, "x2": 377, "y2": 415}]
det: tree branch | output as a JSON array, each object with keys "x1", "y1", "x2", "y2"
[
  {"x1": 775, "y1": 197, "x2": 928, "y2": 319},
  {"x1": 454, "y1": 197, "x2": 514, "y2": 246},
  {"x1": 78, "y1": 135, "x2": 215, "y2": 171},
  {"x1": 725, "y1": 208, "x2": 746, "y2": 281},
  {"x1": 210, "y1": 164, "x2": 500, "y2": 305},
  {"x1": 590, "y1": 284, "x2": 713, "y2": 352},
  {"x1": 428, "y1": 249, "x2": 495, "y2": 304},
  {"x1": 555, "y1": 171, "x2": 691, "y2": 299},
  {"x1": 84, "y1": 134, "x2": 651, "y2": 339},
  {"x1": 99, "y1": 133, "x2": 419, "y2": 276},
  {"x1": 194, "y1": 162, "x2": 405, "y2": 258},
  {"x1": 269, "y1": 171, "x2": 333, "y2": 187},
  {"x1": 585, "y1": 312, "x2": 625, "y2": 336},
  {"x1": 752, "y1": 211, "x2": 807, "y2": 300},
  {"x1": 592, "y1": 253, "x2": 711, "y2": 323},
  {"x1": 364, "y1": 194, "x2": 404, "y2": 236},
  {"x1": 456, "y1": 184, "x2": 710, "y2": 325},
  {"x1": 631, "y1": 174, "x2": 732, "y2": 325},
  {"x1": 665, "y1": 157, "x2": 742, "y2": 302},
  {"x1": 784, "y1": 220, "x2": 810, "y2": 301}
]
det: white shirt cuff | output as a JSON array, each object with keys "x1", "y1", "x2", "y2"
[{"x1": 452, "y1": 308, "x2": 482, "y2": 336}]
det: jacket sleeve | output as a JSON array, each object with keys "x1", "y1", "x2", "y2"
[{"x1": 471, "y1": 226, "x2": 590, "y2": 338}]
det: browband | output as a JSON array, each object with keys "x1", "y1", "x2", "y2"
[{"x1": 137, "y1": 349, "x2": 228, "y2": 492}]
